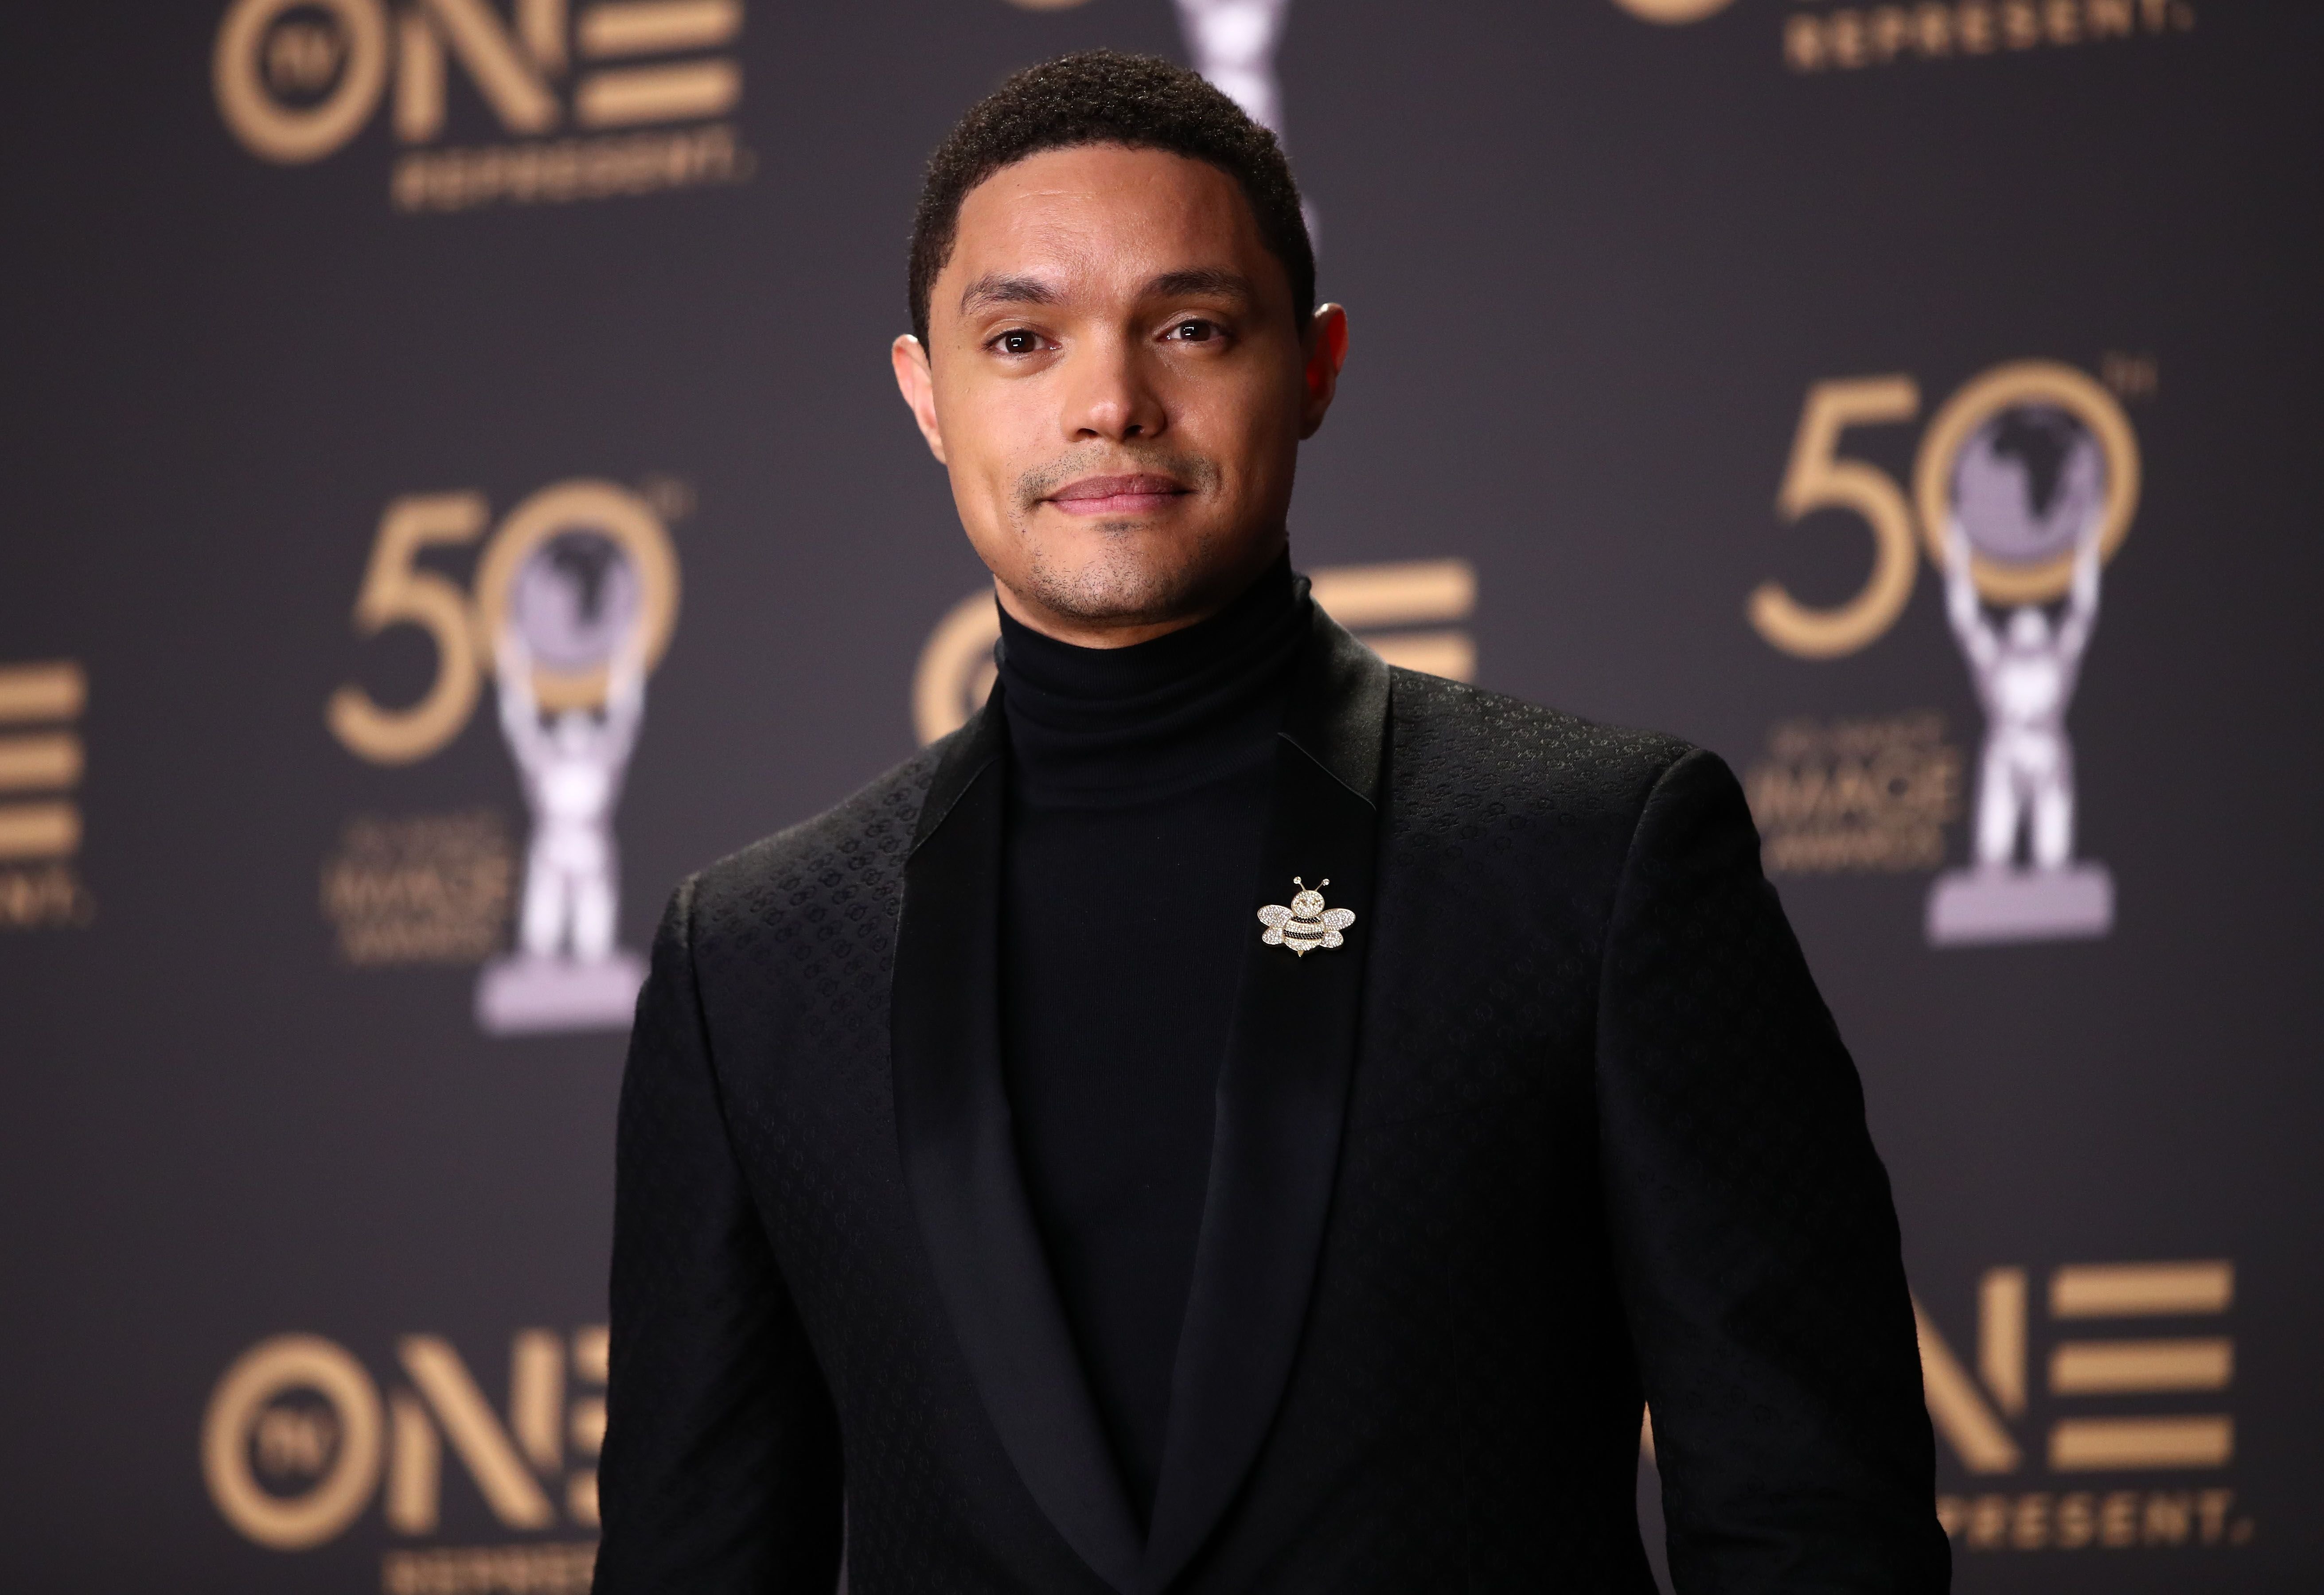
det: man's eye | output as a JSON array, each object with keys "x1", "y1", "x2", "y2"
[
  {"x1": 995, "y1": 330, "x2": 1042, "y2": 355},
  {"x1": 1168, "y1": 319, "x2": 1220, "y2": 343}
]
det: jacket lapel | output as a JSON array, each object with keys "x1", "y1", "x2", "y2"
[
  {"x1": 890, "y1": 693, "x2": 1146, "y2": 1592},
  {"x1": 1142, "y1": 608, "x2": 1391, "y2": 1588}
]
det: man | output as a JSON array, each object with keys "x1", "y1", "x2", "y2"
[{"x1": 596, "y1": 51, "x2": 1947, "y2": 1595}]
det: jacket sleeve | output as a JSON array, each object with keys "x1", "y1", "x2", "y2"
[
  {"x1": 1596, "y1": 749, "x2": 1949, "y2": 1595},
  {"x1": 593, "y1": 879, "x2": 843, "y2": 1594}
]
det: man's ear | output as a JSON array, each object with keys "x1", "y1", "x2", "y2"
[
  {"x1": 891, "y1": 334, "x2": 948, "y2": 464},
  {"x1": 1299, "y1": 304, "x2": 1349, "y2": 440}
]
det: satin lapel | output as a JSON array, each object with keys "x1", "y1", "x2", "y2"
[
  {"x1": 891, "y1": 696, "x2": 1145, "y2": 1593},
  {"x1": 1142, "y1": 611, "x2": 1391, "y2": 1588}
]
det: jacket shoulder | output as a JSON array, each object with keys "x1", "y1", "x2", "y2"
[
  {"x1": 1385, "y1": 667, "x2": 1697, "y2": 835},
  {"x1": 679, "y1": 740, "x2": 944, "y2": 946}
]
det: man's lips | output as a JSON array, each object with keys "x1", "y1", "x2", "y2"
[{"x1": 1042, "y1": 474, "x2": 1192, "y2": 516}]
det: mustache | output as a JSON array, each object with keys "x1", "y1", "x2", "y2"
[{"x1": 1013, "y1": 446, "x2": 1220, "y2": 514}]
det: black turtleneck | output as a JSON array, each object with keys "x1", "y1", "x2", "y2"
[{"x1": 995, "y1": 555, "x2": 1307, "y2": 1527}]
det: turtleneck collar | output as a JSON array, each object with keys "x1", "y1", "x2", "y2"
[{"x1": 995, "y1": 552, "x2": 1309, "y2": 806}]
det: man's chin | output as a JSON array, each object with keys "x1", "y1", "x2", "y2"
[{"x1": 1014, "y1": 532, "x2": 1228, "y2": 629}]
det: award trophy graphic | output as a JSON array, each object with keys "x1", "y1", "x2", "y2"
[
  {"x1": 475, "y1": 530, "x2": 651, "y2": 1035},
  {"x1": 1921, "y1": 372, "x2": 2135, "y2": 947}
]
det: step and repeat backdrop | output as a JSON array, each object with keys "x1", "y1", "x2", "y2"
[{"x1": 2, "y1": 0, "x2": 2319, "y2": 1590}]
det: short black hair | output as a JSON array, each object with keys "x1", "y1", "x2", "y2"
[{"x1": 908, "y1": 51, "x2": 1314, "y2": 348}]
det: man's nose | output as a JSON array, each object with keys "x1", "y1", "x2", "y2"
[{"x1": 1061, "y1": 331, "x2": 1167, "y2": 443}]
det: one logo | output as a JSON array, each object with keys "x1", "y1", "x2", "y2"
[
  {"x1": 1917, "y1": 363, "x2": 2135, "y2": 945},
  {"x1": 1747, "y1": 360, "x2": 2138, "y2": 946},
  {"x1": 0, "y1": 660, "x2": 94, "y2": 930},
  {"x1": 1606, "y1": 0, "x2": 2200, "y2": 70},
  {"x1": 1784, "y1": 0, "x2": 2198, "y2": 75},
  {"x1": 1909, "y1": 1259, "x2": 2253, "y2": 1555},
  {"x1": 212, "y1": 0, "x2": 752, "y2": 212},
  {"x1": 324, "y1": 478, "x2": 681, "y2": 1034},
  {"x1": 911, "y1": 558, "x2": 1478, "y2": 746},
  {"x1": 202, "y1": 1325, "x2": 604, "y2": 1574},
  {"x1": 1610, "y1": 0, "x2": 1739, "y2": 22}
]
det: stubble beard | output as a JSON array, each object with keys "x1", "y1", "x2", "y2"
[{"x1": 1004, "y1": 447, "x2": 1251, "y2": 627}]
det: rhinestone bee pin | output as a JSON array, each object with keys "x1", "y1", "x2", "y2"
[{"x1": 1257, "y1": 877, "x2": 1356, "y2": 957}]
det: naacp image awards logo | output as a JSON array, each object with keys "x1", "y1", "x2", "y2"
[
  {"x1": 321, "y1": 478, "x2": 679, "y2": 1034},
  {"x1": 1741, "y1": 358, "x2": 2138, "y2": 945}
]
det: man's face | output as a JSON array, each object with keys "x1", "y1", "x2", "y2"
[{"x1": 893, "y1": 144, "x2": 1346, "y2": 646}]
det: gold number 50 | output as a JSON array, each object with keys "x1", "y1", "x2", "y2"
[
  {"x1": 325, "y1": 494, "x2": 490, "y2": 765},
  {"x1": 326, "y1": 481, "x2": 681, "y2": 766},
  {"x1": 1751, "y1": 376, "x2": 1921, "y2": 660}
]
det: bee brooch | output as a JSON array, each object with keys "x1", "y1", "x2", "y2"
[{"x1": 1256, "y1": 877, "x2": 1357, "y2": 957}]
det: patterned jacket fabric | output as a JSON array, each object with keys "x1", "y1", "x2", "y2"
[{"x1": 592, "y1": 638, "x2": 1949, "y2": 1595}]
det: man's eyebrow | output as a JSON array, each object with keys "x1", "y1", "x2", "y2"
[
  {"x1": 1145, "y1": 268, "x2": 1255, "y2": 303},
  {"x1": 958, "y1": 274, "x2": 1060, "y2": 314}
]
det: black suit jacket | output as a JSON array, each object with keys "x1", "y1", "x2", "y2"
[{"x1": 593, "y1": 610, "x2": 1949, "y2": 1595}]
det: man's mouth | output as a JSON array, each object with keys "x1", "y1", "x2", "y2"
[{"x1": 1042, "y1": 474, "x2": 1192, "y2": 517}]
